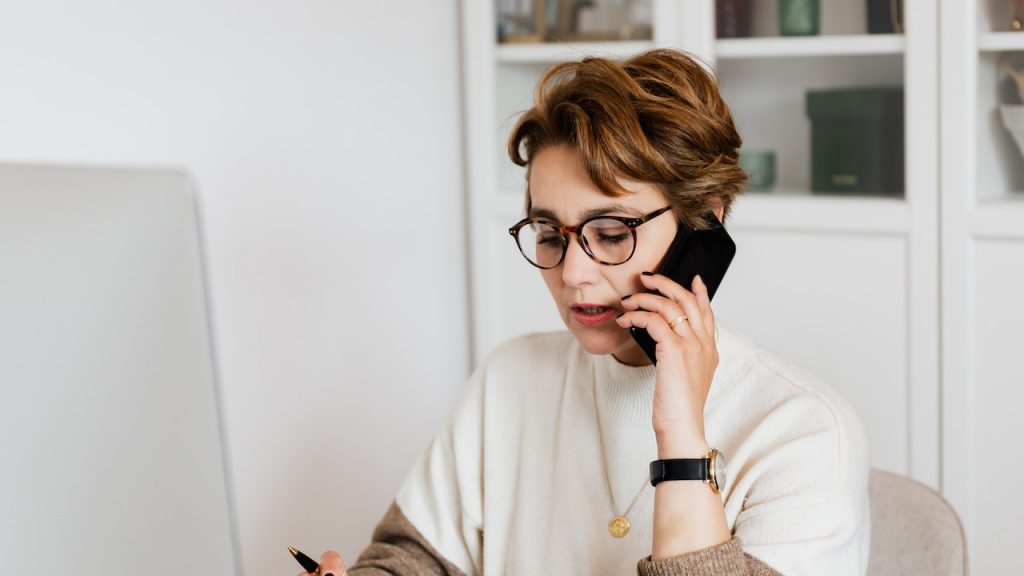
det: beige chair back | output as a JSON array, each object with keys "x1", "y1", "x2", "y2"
[{"x1": 867, "y1": 469, "x2": 968, "y2": 575}]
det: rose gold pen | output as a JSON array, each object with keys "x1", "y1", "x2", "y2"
[{"x1": 288, "y1": 546, "x2": 321, "y2": 576}]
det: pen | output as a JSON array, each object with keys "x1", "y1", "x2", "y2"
[{"x1": 288, "y1": 546, "x2": 321, "y2": 575}]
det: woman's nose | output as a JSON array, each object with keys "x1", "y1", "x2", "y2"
[{"x1": 560, "y1": 236, "x2": 599, "y2": 288}]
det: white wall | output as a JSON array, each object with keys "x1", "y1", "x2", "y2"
[{"x1": 0, "y1": 2, "x2": 468, "y2": 574}]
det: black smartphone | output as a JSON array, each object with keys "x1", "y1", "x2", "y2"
[{"x1": 629, "y1": 211, "x2": 737, "y2": 364}]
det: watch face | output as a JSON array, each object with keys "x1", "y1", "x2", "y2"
[{"x1": 712, "y1": 449, "x2": 728, "y2": 492}]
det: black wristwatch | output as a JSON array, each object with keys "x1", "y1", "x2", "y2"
[{"x1": 649, "y1": 448, "x2": 728, "y2": 494}]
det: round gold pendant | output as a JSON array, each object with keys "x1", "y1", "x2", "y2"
[{"x1": 609, "y1": 516, "x2": 630, "y2": 538}]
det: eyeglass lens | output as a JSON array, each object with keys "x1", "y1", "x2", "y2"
[{"x1": 517, "y1": 218, "x2": 633, "y2": 268}]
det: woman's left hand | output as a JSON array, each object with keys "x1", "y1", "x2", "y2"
[{"x1": 615, "y1": 272, "x2": 719, "y2": 451}]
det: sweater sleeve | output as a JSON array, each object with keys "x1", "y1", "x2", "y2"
[
  {"x1": 636, "y1": 537, "x2": 782, "y2": 576},
  {"x1": 349, "y1": 367, "x2": 486, "y2": 575},
  {"x1": 348, "y1": 501, "x2": 469, "y2": 576}
]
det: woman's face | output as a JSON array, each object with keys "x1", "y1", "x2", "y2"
[{"x1": 527, "y1": 144, "x2": 681, "y2": 366}]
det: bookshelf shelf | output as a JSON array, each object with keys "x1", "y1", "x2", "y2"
[
  {"x1": 716, "y1": 34, "x2": 904, "y2": 60},
  {"x1": 977, "y1": 31, "x2": 1024, "y2": 52},
  {"x1": 496, "y1": 40, "x2": 654, "y2": 64}
]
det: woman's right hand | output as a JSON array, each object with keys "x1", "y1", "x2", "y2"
[{"x1": 296, "y1": 550, "x2": 348, "y2": 576}]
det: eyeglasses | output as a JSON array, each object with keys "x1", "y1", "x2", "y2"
[{"x1": 508, "y1": 206, "x2": 673, "y2": 269}]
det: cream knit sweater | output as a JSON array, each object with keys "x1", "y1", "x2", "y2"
[{"x1": 380, "y1": 323, "x2": 871, "y2": 575}]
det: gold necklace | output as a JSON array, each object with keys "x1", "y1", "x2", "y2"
[{"x1": 592, "y1": 372, "x2": 649, "y2": 538}]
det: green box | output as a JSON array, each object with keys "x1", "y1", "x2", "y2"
[{"x1": 805, "y1": 87, "x2": 904, "y2": 196}]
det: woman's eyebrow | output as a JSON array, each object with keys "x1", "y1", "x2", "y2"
[{"x1": 528, "y1": 203, "x2": 645, "y2": 222}]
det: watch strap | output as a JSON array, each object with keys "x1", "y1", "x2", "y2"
[{"x1": 649, "y1": 457, "x2": 708, "y2": 487}]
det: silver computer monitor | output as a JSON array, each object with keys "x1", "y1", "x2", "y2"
[{"x1": 0, "y1": 164, "x2": 238, "y2": 575}]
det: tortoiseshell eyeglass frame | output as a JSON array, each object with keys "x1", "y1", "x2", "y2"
[{"x1": 507, "y1": 205, "x2": 674, "y2": 269}]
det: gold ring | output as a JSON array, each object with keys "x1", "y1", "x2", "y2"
[{"x1": 669, "y1": 314, "x2": 687, "y2": 330}]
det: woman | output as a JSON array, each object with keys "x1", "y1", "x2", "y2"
[{"x1": 310, "y1": 48, "x2": 871, "y2": 575}]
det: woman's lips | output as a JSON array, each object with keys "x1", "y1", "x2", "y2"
[{"x1": 570, "y1": 304, "x2": 618, "y2": 326}]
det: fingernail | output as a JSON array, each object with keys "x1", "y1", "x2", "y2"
[
  {"x1": 642, "y1": 271, "x2": 654, "y2": 277},
  {"x1": 620, "y1": 294, "x2": 631, "y2": 301}
]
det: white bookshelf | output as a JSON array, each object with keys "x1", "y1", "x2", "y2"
[
  {"x1": 942, "y1": 4, "x2": 1024, "y2": 572},
  {"x1": 459, "y1": 2, "x2": 1024, "y2": 572},
  {"x1": 464, "y1": 1, "x2": 1024, "y2": 570}
]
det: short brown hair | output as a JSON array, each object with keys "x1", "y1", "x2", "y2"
[{"x1": 508, "y1": 48, "x2": 747, "y2": 231}]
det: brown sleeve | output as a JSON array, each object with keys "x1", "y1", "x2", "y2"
[
  {"x1": 636, "y1": 537, "x2": 784, "y2": 576},
  {"x1": 348, "y1": 501, "x2": 469, "y2": 576}
]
